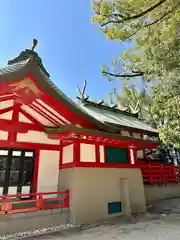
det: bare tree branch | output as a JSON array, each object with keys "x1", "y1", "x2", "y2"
[
  {"x1": 101, "y1": 0, "x2": 167, "y2": 27},
  {"x1": 102, "y1": 70, "x2": 144, "y2": 78}
]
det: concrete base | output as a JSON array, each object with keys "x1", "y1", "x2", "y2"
[
  {"x1": 145, "y1": 183, "x2": 180, "y2": 202},
  {"x1": 0, "y1": 208, "x2": 69, "y2": 236},
  {"x1": 58, "y1": 167, "x2": 146, "y2": 225}
]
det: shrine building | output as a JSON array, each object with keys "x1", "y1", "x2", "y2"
[{"x1": 0, "y1": 40, "x2": 161, "y2": 224}]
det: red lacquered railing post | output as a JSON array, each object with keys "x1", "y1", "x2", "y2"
[
  {"x1": 64, "y1": 189, "x2": 70, "y2": 207},
  {"x1": 1, "y1": 199, "x2": 12, "y2": 214},
  {"x1": 161, "y1": 164, "x2": 166, "y2": 183},
  {"x1": 148, "y1": 164, "x2": 153, "y2": 184},
  {"x1": 36, "y1": 194, "x2": 44, "y2": 209}
]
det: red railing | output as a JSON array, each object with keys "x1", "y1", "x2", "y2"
[
  {"x1": 0, "y1": 190, "x2": 69, "y2": 214},
  {"x1": 139, "y1": 164, "x2": 180, "y2": 184}
]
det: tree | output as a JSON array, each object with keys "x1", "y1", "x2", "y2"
[
  {"x1": 150, "y1": 69, "x2": 180, "y2": 148},
  {"x1": 91, "y1": 0, "x2": 180, "y2": 81},
  {"x1": 112, "y1": 84, "x2": 152, "y2": 121},
  {"x1": 91, "y1": 0, "x2": 180, "y2": 148}
]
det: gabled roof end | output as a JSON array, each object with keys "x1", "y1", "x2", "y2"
[{"x1": 7, "y1": 39, "x2": 50, "y2": 77}]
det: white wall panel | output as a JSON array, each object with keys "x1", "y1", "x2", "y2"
[
  {"x1": 37, "y1": 150, "x2": 60, "y2": 195},
  {"x1": 19, "y1": 112, "x2": 33, "y2": 123},
  {"x1": 0, "y1": 111, "x2": 13, "y2": 120},
  {"x1": 99, "y1": 145, "x2": 105, "y2": 163},
  {"x1": 0, "y1": 130, "x2": 8, "y2": 140},
  {"x1": 0, "y1": 100, "x2": 13, "y2": 109},
  {"x1": 17, "y1": 131, "x2": 59, "y2": 145},
  {"x1": 80, "y1": 143, "x2": 96, "y2": 162},
  {"x1": 63, "y1": 144, "x2": 74, "y2": 164}
]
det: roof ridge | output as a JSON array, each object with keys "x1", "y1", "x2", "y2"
[{"x1": 81, "y1": 100, "x2": 139, "y2": 118}]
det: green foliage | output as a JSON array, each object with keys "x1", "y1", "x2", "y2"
[
  {"x1": 113, "y1": 84, "x2": 153, "y2": 122},
  {"x1": 151, "y1": 70, "x2": 180, "y2": 147},
  {"x1": 92, "y1": 0, "x2": 180, "y2": 82},
  {"x1": 91, "y1": 0, "x2": 180, "y2": 147}
]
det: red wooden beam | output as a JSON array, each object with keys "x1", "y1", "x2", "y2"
[
  {"x1": 42, "y1": 95, "x2": 76, "y2": 124},
  {"x1": 0, "y1": 94, "x2": 14, "y2": 102},
  {"x1": 29, "y1": 104, "x2": 60, "y2": 126},
  {"x1": 0, "y1": 119, "x2": 42, "y2": 132},
  {"x1": 0, "y1": 139, "x2": 60, "y2": 150},
  {"x1": 48, "y1": 131, "x2": 159, "y2": 149},
  {"x1": 21, "y1": 74, "x2": 96, "y2": 128},
  {"x1": 8, "y1": 104, "x2": 20, "y2": 142},
  {"x1": 0, "y1": 106, "x2": 14, "y2": 115},
  {"x1": 34, "y1": 100, "x2": 67, "y2": 125},
  {"x1": 19, "y1": 108, "x2": 43, "y2": 127}
]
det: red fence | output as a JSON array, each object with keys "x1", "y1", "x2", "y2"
[
  {"x1": 139, "y1": 164, "x2": 180, "y2": 184},
  {"x1": 0, "y1": 190, "x2": 69, "y2": 215}
]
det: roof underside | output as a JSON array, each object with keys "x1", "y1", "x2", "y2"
[
  {"x1": 0, "y1": 48, "x2": 157, "y2": 135},
  {"x1": 45, "y1": 125, "x2": 159, "y2": 146}
]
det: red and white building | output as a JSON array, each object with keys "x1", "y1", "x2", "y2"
[{"x1": 0, "y1": 42, "x2": 162, "y2": 224}]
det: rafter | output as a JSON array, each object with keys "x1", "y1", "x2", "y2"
[
  {"x1": 0, "y1": 94, "x2": 14, "y2": 102},
  {"x1": 19, "y1": 108, "x2": 42, "y2": 126},
  {"x1": 34, "y1": 100, "x2": 67, "y2": 125},
  {"x1": 29, "y1": 104, "x2": 60, "y2": 126}
]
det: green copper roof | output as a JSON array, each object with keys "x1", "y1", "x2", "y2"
[
  {"x1": 80, "y1": 101, "x2": 157, "y2": 133},
  {"x1": 8, "y1": 49, "x2": 50, "y2": 77},
  {"x1": 0, "y1": 59, "x2": 30, "y2": 75}
]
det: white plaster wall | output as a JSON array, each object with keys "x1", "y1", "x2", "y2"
[
  {"x1": 0, "y1": 100, "x2": 13, "y2": 109},
  {"x1": 58, "y1": 168, "x2": 146, "y2": 225},
  {"x1": 0, "y1": 111, "x2": 13, "y2": 120},
  {"x1": 18, "y1": 112, "x2": 32, "y2": 123},
  {"x1": 0, "y1": 130, "x2": 8, "y2": 140},
  {"x1": 16, "y1": 131, "x2": 59, "y2": 145},
  {"x1": 144, "y1": 184, "x2": 180, "y2": 202},
  {"x1": 37, "y1": 150, "x2": 60, "y2": 195},
  {"x1": 63, "y1": 144, "x2": 74, "y2": 164},
  {"x1": 80, "y1": 143, "x2": 96, "y2": 162},
  {"x1": 100, "y1": 145, "x2": 105, "y2": 163}
]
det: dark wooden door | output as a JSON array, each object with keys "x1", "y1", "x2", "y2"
[{"x1": 0, "y1": 149, "x2": 35, "y2": 196}]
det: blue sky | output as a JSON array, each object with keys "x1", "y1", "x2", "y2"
[{"x1": 0, "y1": 0, "x2": 129, "y2": 101}]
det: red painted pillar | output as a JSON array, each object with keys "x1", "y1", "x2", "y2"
[
  {"x1": 95, "y1": 144, "x2": 100, "y2": 166},
  {"x1": 74, "y1": 141, "x2": 80, "y2": 166},
  {"x1": 59, "y1": 144, "x2": 63, "y2": 169},
  {"x1": 8, "y1": 103, "x2": 20, "y2": 142},
  {"x1": 32, "y1": 149, "x2": 40, "y2": 194}
]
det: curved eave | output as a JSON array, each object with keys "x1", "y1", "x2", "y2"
[{"x1": 0, "y1": 59, "x2": 111, "y2": 131}]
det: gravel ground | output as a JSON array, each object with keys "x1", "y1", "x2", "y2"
[
  {"x1": 38, "y1": 214, "x2": 180, "y2": 240},
  {"x1": 39, "y1": 198, "x2": 180, "y2": 240},
  {"x1": 2, "y1": 198, "x2": 180, "y2": 240}
]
